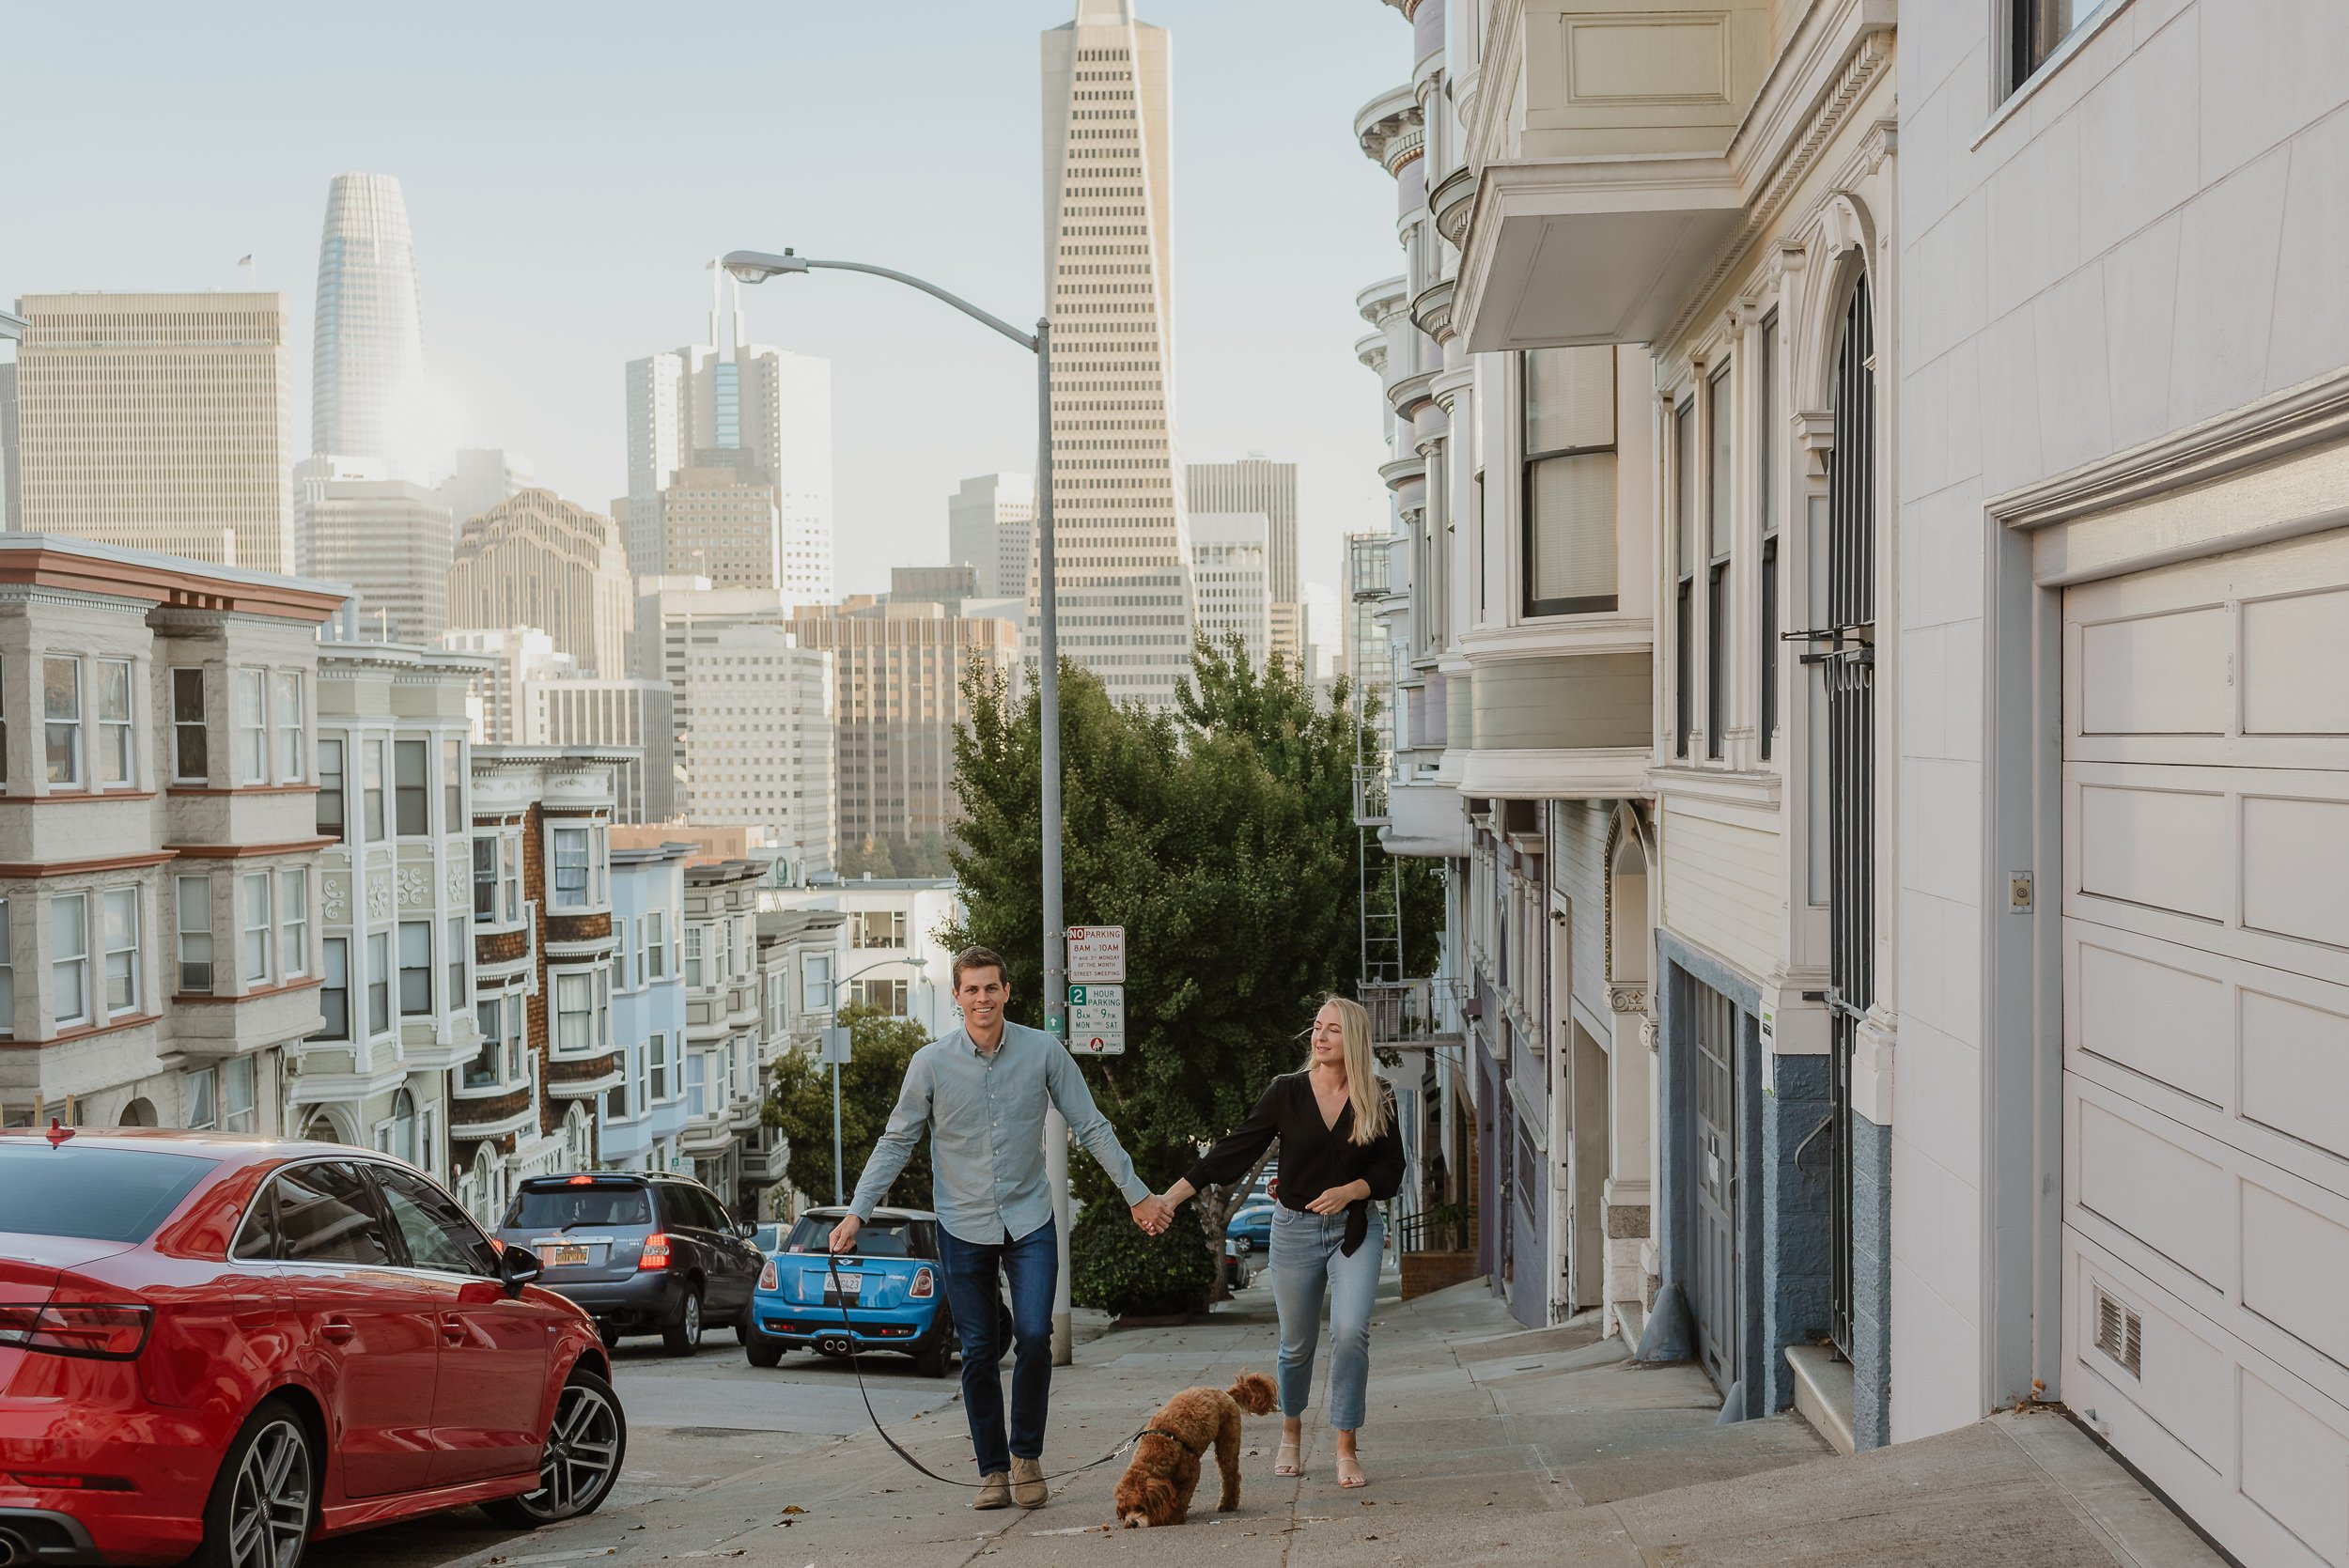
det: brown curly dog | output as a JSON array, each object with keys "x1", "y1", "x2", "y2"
[{"x1": 1112, "y1": 1372, "x2": 1278, "y2": 1528}]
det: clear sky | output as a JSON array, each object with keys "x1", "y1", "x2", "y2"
[{"x1": 0, "y1": 1, "x2": 1407, "y2": 603}]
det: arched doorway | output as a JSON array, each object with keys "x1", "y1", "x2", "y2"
[
  {"x1": 385, "y1": 1088, "x2": 418, "y2": 1166},
  {"x1": 118, "y1": 1098, "x2": 158, "y2": 1128}
]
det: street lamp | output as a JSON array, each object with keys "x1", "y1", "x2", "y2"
[
  {"x1": 826, "y1": 955, "x2": 929, "y2": 1205},
  {"x1": 725, "y1": 248, "x2": 1080, "y2": 1365}
]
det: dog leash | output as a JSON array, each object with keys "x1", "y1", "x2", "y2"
[{"x1": 822, "y1": 1250, "x2": 1155, "y2": 1488}]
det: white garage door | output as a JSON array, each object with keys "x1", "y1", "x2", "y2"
[{"x1": 2063, "y1": 528, "x2": 2349, "y2": 1568}]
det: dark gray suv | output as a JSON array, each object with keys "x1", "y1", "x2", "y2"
[{"x1": 494, "y1": 1173, "x2": 765, "y2": 1355}]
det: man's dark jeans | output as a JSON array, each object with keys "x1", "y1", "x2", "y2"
[{"x1": 936, "y1": 1218, "x2": 1057, "y2": 1476}]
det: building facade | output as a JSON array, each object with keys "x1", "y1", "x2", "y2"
[
  {"x1": 446, "y1": 489, "x2": 632, "y2": 678},
  {"x1": 0, "y1": 536, "x2": 342, "y2": 1139},
  {"x1": 661, "y1": 458, "x2": 783, "y2": 593},
  {"x1": 1189, "y1": 511, "x2": 1270, "y2": 669},
  {"x1": 435, "y1": 448, "x2": 537, "y2": 539},
  {"x1": 599, "y1": 840, "x2": 691, "y2": 1176},
  {"x1": 946, "y1": 473, "x2": 1036, "y2": 601},
  {"x1": 293, "y1": 638, "x2": 488, "y2": 1183},
  {"x1": 1187, "y1": 456, "x2": 1299, "y2": 665},
  {"x1": 311, "y1": 173, "x2": 438, "y2": 485},
  {"x1": 1039, "y1": 0, "x2": 1197, "y2": 707},
  {"x1": 295, "y1": 465, "x2": 452, "y2": 644},
  {"x1": 453, "y1": 747, "x2": 627, "y2": 1225},
  {"x1": 4, "y1": 292, "x2": 294, "y2": 573},
  {"x1": 677, "y1": 620, "x2": 836, "y2": 882},
  {"x1": 678, "y1": 859, "x2": 769, "y2": 1213},
  {"x1": 763, "y1": 877, "x2": 958, "y2": 1042},
  {"x1": 783, "y1": 598, "x2": 1020, "y2": 851}
]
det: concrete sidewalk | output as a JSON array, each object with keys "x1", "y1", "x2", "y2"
[{"x1": 467, "y1": 1276, "x2": 2229, "y2": 1567}]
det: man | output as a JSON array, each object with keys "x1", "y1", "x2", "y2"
[{"x1": 832, "y1": 945, "x2": 1171, "y2": 1510}]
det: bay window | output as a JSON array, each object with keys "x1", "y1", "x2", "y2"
[
  {"x1": 1521, "y1": 346, "x2": 1618, "y2": 617},
  {"x1": 473, "y1": 836, "x2": 497, "y2": 921},
  {"x1": 102, "y1": 887, "x2": 138, "y2": 1015},
  {"x1": 555, "y1": 970, "x2": 593, "y2": 1053},
  {"x1": 446, "y1": 915, "x2": 465, "y2": 1008},
  {"x1": 1706, "y1": 363, "x2": 1733, "y2": 761},
  {"x1": 178, "y1": 876, "x2": 214, "y2": 994},
  {"x1": 318, "y1": 738, "x2": 346, "y2": 838},
  {"x1": 275, "y1": 673, "x2": 303, "y2": 783},
  {"x1": 282, "y1": 868, "x2": 307, "y2": 978},
  {"x1": 52, "y1": 893, "x2": 88, "y2": 1027},
  {"x1": 1760, "y1": 314, "x2": 1781, "y2": 762},
  {"x1": 363, "y1": 739, "x2": 385, "y2": 841},
  {"x1": 241, "y1": 873, "x2": 272, "y2": 985},
  {"x1": 44, "y1": 657, "x2": 82, "y2": 786},
  {"x1": 319, "y1": 938, "x2": 350, "y2": 1039},
  {"x1": 237, "y1": 669, "x2": 267, "y2": 784},
  {"x1": 1673, "y1": 398, "x2": 1697, "y2": 758},
  {"x1": 394, "y1": 739, "x2": 428, "y2": 836},
  {"x1": 398, "y1": 920, "x2": 431, "y2": 1016},
  {"x1": 552, "y1": 828, "x2": 589, "y2": 908},
  {"x1": 366, "y1": 931, "x2": 390, "y2": 1035},
  {"x1": 98, "y1": 659, "x2": 133, "y2": 787},
  {"x1": 173, "y1": 669, "x2": 208, "y2": 783}
]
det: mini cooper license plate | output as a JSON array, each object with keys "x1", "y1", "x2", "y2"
[{"x1": 823, "y1": 1272, "x2": 863, "y2": 1303}]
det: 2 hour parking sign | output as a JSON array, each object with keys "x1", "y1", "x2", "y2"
[{"x1": 1066, "y1": 983, "x2": 1126, "y2": 1055}]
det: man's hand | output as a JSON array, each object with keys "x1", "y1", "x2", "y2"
[
  {"x1": 1129, "y1": 1196, "x2": 1172, "y2": 1235},
  {"x1": 828, "y1": 1213, "x2": 863, "y2": 1253}
]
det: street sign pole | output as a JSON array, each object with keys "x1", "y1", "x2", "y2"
[{"x1": 1035, "y1": 318, "x2": 1075, "y2": 1368}]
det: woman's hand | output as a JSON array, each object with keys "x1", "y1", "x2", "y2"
[{"x1": 1304, "y1": 1179, "x2": 1372, "y2": 1216}]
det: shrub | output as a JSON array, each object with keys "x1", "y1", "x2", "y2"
[{"x1": 1069, "y1": 1197, "x2": 1216, "y2": 1319}]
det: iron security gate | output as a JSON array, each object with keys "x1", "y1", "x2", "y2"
[
  {"x1": 1690, "y1": 979, "x2": 1740, "y2": 1391},
  {"x1": 1821, "y1": 276, "x2": 1877, "y2": 1358}
]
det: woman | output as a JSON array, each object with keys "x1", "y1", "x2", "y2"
[{"x1": 1157, "y1": 996, "x2": 1404, "y2": 1489}]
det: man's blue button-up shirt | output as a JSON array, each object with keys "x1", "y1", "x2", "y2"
[{"x1": 847, "y1": 1019, "x2": 1148, "y2": 1246}]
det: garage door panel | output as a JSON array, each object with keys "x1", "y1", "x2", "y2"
[
  {"x1": 2071, "y1": 1249, "x2": 2233, "y2": 1475},
  {"x1": 2073, "y1": 935, "x2": 2231, "y2": 1107},
  {"x1": 2242, "y1": 1183, "x2": 2349, "y2": 1374},
  {"x1": 2076, "y1": 606, "x2": 2231, "y2": 737},
  {"x1": 2239, "y1": 1372, "x2": 2349, "y2": 1566},
  {"x1": 2075, "y1": 783, "x2": 2231, "y2": 921},
  {"x1": 2240, "y1": 986, "x2": 2349, "y2": 1163},
  {"x1": 2076, "y1": 1098, "x2": 2235, "y2": 1293},
  {"x1": 2242, "y1": 793, "x2": 2349, "y2": 951},
  {"x1": 2242, "y1": 586, "x2": 2349, "y2": 737}
]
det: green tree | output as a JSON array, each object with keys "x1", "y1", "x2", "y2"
[
  {"x1": 946, "y1": 638, "x2": 1384, "y2": 1296},
  {"x1": 761, "y1": 1004, "x2": 934, "y2": 1209}
]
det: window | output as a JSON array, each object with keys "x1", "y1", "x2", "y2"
[
  {"x1": 98, "y1": 659, "x2": 133, "y2": 787},
  {"x1": 851, "y1": 977, "x2": 910, "y2": 1017},
  {"x1": 282, "y1": 869, "x2": 307, "y2": 979},
  {"x1": 221, "y1": 1056, "x2": 256, "y2": 1133},
  {"x1": 366, "y1": 931, "x2": 390, "y2": 1035},
  {"x1": 102, "y1": 888, "x2": 138, "y2": 1016},
  {"x1": 686, "y1": 1051, "x2": 708, "y2": 1116},
  {"x1": 446, "y1": 915, "x2": 465, "y2": 1010},
  {"x1": 237, "y1": 669, "x2": 267, "y2": 784},
  {"x1": 597, "y1": 965, "x2": 612, "y2": 1049},
  {"x1": 443, "y1": 738, "x2": 462, "y2": 832},
  {"x1": 500, "y1": 835, "x2": 521, "y2": 922},
  {"x1": 2009, "y1": 0, "x2": 2107, "y2": 93},
  {"x1": 647, "y1": 1030, "x2": 670, "y2": 1101},
  {"x1": 376, "y1": 1166, "x2": 498, "y2": 1276},
  {"x1": 1760, "y1": 315, "x2": 1781, "y2": 763},
  {"x1": 1521, "y1": 347, "x2": 1619, "y2": 616},
  {"x1": 802, "y1": 951, "x2": 833, "y2": 1016},
  {"x1": 0, "y1": 655, "x2": 8, "y2": 794},
  {"x1": 52, "y1": 893, "x2": 89, "y2": 1026},
  {"x1": 43, "y1": 657, "x2": 82, "y2": 786},
  {"x1": 363, "y1": 739, "x2": 385, "y2": 841},
  {"x1": 172, "y1": 670, "x2": 208, "y2": 783},
  {"x1": 555, "y1": 970, "x2": 593, "y2": 1054},
  {"x1": 176, "y1": 877, "x2": 213, "y2": 995},
  {"x1": 552, "y1": 828, "x2": 589, "y2": 908},
  {"x1": 684, "y1": 924, "x2": 705, "y2": 987},
  {"x1": 186, "y1": 1068, "x2": 216, "y2": 1132},
  {"x1": 318, "y1": 738, "x2": 346, "y2": 838},
  {"x1": 852, "y1": 908, "x2": 906, "y2": 949},
  {"x1": 467, "y1": 1001, "x2": 500, "y2": 1088},
  {"x1": 275, "y1": 673, "x2": 303, "y2": 783},
  {"x1": 273, "y1": 1162, "x2": 395, "y2": 1265},
  {"x1": 394, "y1": 739, "x2": 428, "y2": 836},
  {"x1": 319, "y1": 938, "x2": 350, "y2": 1039},
  {"x1": 473, "y1": 837, "x2": 497, "y2": 921},
  {"x1": 377, "y1": 1087, "x2": 418, "y2": 1164},
  {"x1": 398, "y1": 921, "x2": 431, "y2": 1017},
  {"x1": 1673, "y1": 398, "x2": 1696, "y2": 758},
  {"x1": 645, "y1": 911, "x2": 667, "y2": 979},
  {"x1": 503, "y1": 990, "x2": 525, "y2": 1079},
  {"x1": 242, "y1": 873, "x2": 272, "y2": 985},
  {"x1": 1706, "y1": 364, "x2": 1734, "y2": 761},
  {"x1": 0, "y1": 900, "x2": 12, "y2": 1033}
]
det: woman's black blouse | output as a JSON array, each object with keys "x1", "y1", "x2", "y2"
[{"x1": 1183, "y1": 1072, "x2": 1406, "y2": 1257}]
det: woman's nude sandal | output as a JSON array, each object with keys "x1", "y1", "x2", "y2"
[
  {"x1": 1274, "y1": 1438, "x2": 1303, "y2": 1478},
  {"x1": 1335, "y1": 1453, "x2": 1368, "y2": 1489}
]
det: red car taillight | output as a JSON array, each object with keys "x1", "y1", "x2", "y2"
[
  {"x1": 0, "y1": 1303, "x2": 154, "y2": 1360},
  {"x1": 8, "y1": 1472, "x2": 135, "y2": 1492},
  {"x1": 638, "y1": 1234, "x2": 672, "y2": 1271},
  {"x1": 757, "y1": 1258, "x2": 778, "y2": 1291},
  {"x1": 910, "y1": 1267, "x2": 935, "y2": 1299}
]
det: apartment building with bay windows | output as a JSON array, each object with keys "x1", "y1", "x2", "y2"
[
  {"x1": 290, "y1": 637, "x2": 490, "y2": 1181},
  {"x1": 453, "y1": 746, "x2": 628, "y2": 1223},
  {"x1": 0, "y1": 535, "x2": 342, "y2": 1138},
  {"x1": 600, "y1": 840, "x2": 691, "y2": 1177}
]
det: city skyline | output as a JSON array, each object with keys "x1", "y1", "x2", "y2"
[{"x1": 0, "y1": 3, "x2": 1394, "y2": 600}]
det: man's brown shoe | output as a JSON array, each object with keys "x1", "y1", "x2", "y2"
[
  {"x1": 972, "y1": 1472, "x2": 1012, "y2": 1510},
  {"x1": 1011, "y1": 1456, "x2": 1049, "y2": 1509}
]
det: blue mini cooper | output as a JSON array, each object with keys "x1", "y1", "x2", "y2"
[{"x1": 744, "y1": 1205, "x2": 1010, "y2": 1377}]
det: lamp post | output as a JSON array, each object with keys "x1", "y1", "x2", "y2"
[
  {"x1": 826, "y1": 955, "x2": 929, "y2": 1205},
  {"x1": 724, "y1": 249, "x2": 1078, "y2": 1366}
]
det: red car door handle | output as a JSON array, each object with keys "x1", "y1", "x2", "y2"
[
  {"x1": 439, "y1": 1315, "x2": 466, "y2": 1347},
  {"x1": 319, "y1": 1316, "x2": 357, "y2": 1344}
]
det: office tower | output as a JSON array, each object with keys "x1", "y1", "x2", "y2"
[
  {"x1": 785, "y1": 598, "x2": 1021, "y2": 849},
  {"x1": 660, "y1": 457, "x2": 781, "y2": 592},
  {"x1": 625, "y1": 278, "x2": 833, "y2": 602},
  {"x1": 1190, "y1": 512, "x2": 1270, "y2": 670},
  {"x1": 946, "y1": 473, "x2": 1034, "y2": 598},
  {"x1": 446, "y1": 489, "x2": 631, "y2": 676},
  {"x1": 889, "y1": 564, "x2": 980, "y2": 612},
  {"x1": 1041, "y1": 0, "x2": 1195, "y2": 706},
  {"x1": 1188, "y1": 455, "x2": 1299, "y2": 665},
  {"x1": 440, "y1": 628, "x2": 673, "y2": 824},
  {"x1": 296, "y1": 459, "x2": 452, "y2": 644},
  {"x1": 5, "y1": 291, "x2": 294, "y2": 571},
  {"x1": 311, "y1": 174, "x2": 439, "y2": 483},
  {"x1": 677, "y1": 620, "x2": 836, "y2": 881},
  {"x1": 435, "y1": 448, "x2": 536, "y2": 536}
]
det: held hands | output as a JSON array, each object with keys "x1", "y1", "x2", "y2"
[
  {"x1": 1304, "y1": 1179, "x2": 1372, "y2": 1217},
  {"x1": 827, "y1": 1213, "x2": 863, "y2": 1253},
  {"x1": 1129, "y1": 1194, "x2": 1175, "y2": 1235}
]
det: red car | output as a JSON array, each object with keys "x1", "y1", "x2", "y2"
[{"x1": 0, "y1": 1130, "x2": 626, "y2": 1568}]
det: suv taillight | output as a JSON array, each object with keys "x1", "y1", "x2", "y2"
[
  {"x1": 910, "y1": 1267, "x2": 935, "y2": 1299},
  {"x1": 638, "y1": 1234, "x2": 672, "y2": 1271},
  {"x1": 0, "y1": 1303, "x2": 154, "y2": 1360},
  {"x1": 758, "y1": 1258, "x2": 778, "y2": 1292}
]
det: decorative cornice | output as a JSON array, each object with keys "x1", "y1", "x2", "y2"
[
  {"x1": 1410, "y1": 276, "x2": 1457, "y2": 345},
  {"x1": 1354, "y1": 85, "x2": 1422, "y2": 169},
  {"x1": 1431, "y1": 164, "x2": 1475, "y2": 246},
  {"x1": 1608, "y1": 986, "x2": 1649, "y2": 1015}
]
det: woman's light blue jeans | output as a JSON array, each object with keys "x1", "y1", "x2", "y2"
[{"x1": 1268, "y1": 1204, "x2": 1382, "y2": 1431}]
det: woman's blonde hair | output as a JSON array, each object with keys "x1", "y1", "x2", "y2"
[{"x1": 1309, "y1": 996, "x2": 1392, "y2": 1146}]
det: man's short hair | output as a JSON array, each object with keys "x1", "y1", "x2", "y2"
[{"x1": 952, "y1": 946, "x2": 1008, "y2": 990}]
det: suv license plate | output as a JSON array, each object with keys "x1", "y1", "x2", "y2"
[{"x1": 543, "y1": 1244, "x2": 590, "y2": 1266}]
